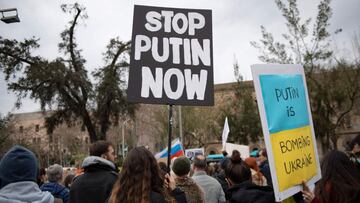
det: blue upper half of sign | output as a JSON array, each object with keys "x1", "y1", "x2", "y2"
[{"x1": 259, "y1": 74, "x2": 309, "y2": 133}]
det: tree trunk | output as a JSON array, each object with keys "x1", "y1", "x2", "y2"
[
  {"x1": 83, "y1": 112, "x2": 98, "y2": 143},
  {"x1": 330, "y1": 134, "x2": 338, "y2": 150}
]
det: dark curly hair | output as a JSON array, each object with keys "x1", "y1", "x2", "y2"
[{"x1": 108, "y1": 146, "x2": 164, "y2": 203}]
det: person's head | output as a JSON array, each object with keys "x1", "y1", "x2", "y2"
[
  {"x1": 350, "y1": 134, "x2": 360, "y2": 154},
  {"x1": 245, "y1": 157, "x2": 260, "y2": 172},
  {"x1": 47, "y1": 164, "x2": 63, "y2": 183},
  {"x1": 206, "y1": 163, "x2": 215, "y2": 176},
  {"x1": 37, "y1": 167, "x2": 46, "y2": 185},
  {"x1": 315, "y1": 150, "x2": 360, "y2": 203},
  {"x1": 250, "y1": 147, "x2": 259, "y2": 158},
  {"x1": 0, "y1": 145, "x2": 38, "y2": 189},
  {"x1": 63, "y1": 173, "x2": 75, "y2": 189},
  {"x1": 232, "y1": 150, "x2": 241, "y2": 159},
  {"x1": 225, "y1": 150, "x2": 251, "y2": 187},
  {"x1": 158, "y1": 162, "x2": 168, "y2": 175},
  {"x1": 222, "y1": 150, "x2": 228, "y2": 157},
  {"x1": 258, "y1": 148, "x2": 267, "y2": 163},
  {"x1": 90, "y1": 140, "x2": 116, "y2": 162},
  {"x1": 172, "y1": 157, "x2": 191, "y2": 177},
  {"x1": 193, "y1": 155, "x2": 207, "y2": 172},
  {"x1": 158, "y1": 162, "x2": 170, "y2": 178},
  {"x1": 108, "y1": 146, "x2": 163, "y2": 203}
]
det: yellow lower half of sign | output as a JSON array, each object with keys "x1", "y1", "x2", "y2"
[{"x1": 271, "y1": 125, "x2": 318, "y2": 192}]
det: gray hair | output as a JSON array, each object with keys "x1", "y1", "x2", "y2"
[{"x1": 47, "y1": 164, "x2": 63, "y2": 182}]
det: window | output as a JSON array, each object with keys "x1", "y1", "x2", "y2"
[
  {"x1": 37, "y1": 137, "x2": 41, "y2": 143},
  {"x1": 35, "y1": 124, "x2": 40, "y2": 132},
  {"x1": 19, "y1": 126, "x2": 23, "y2": 133},
  {"x1": 85, "y1": 137, "x2": 89, "y2": 144},
  {"x1": 32, "y1": 138, "x2": 36, "y2": 144},
  {"x1": 49, "y1": 134, "x2": 53, "y2": 143}
]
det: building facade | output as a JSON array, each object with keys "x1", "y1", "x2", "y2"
[{"x1": 9, "y1": 81, "x2": 360, "y2": 166}]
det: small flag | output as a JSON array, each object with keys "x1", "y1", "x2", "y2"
[
  {"x1": 155, "y1": 138, "x2": 184, "y2": 160},
  {"x1": 222, "y1": 117, "x2": 230, "y2": 149}
]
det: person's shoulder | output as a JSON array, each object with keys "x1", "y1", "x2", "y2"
[
  {"x1": 70, "y1": 173, "x2": 86, "y2": 189},
  {"x1": 150, "y1": 191, "x2": 166, "y2": 203},
  {"x1": 204, "y1": 174, "x2": 221, "y2": 183},
  {"x1": 40, "y1": 182, "x2": 56, "y2": 190},
  {"x1": 106, "y1": 171, "x2": 119, "y2": 182}
]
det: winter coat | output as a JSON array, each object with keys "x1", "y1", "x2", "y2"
[
  {"x1": 249, "y1": 168, "x2": 267, "y2": 186},
  {"x1": 259, "y1": 160, "x2": 272, "y2": 188},
  {"x1": 150, "y1": 188, "x2": 188, "y2": 203},
  {"x1": 175, "y1": 176, "x2": 205, "y2": 203},
  {"x1": 226, "y1": 180, "x2": 275, "y2": 203},
  {"x1": 41, "y1": 182, "x2": 69, "y2": 203},
  {"x1": 0, "y1": 181, "x2": 54, "y2": 203},
  {"x1": 69, "y1": 156, "x2": 118, "y2": 203}
]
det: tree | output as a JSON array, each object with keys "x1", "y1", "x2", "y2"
[
  {"x1": 251, "y1": 0, "x2": 360, "y2": 151},
  {"x1": 154, "y1": 105, "x2": 218, "y2": 149},
  {"x1": 219, "y1": 60, "x2": 262, "y2": 145},
  {"x1": 0, "y1": 114, "x2": 15, "y2": 156},
  {"x1": 0, "y1": 3, "x2": 136, "y2": 142}
]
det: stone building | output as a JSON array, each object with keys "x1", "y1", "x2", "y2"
[{"x1": 9, "y1": 81, "x2": 360, "y2": 166}]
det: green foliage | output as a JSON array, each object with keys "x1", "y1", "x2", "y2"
[
  {"x1": 181, "y1": 106, "x2": 218, "y2": 148},
  {"x1": 251, "y1": 0, "x2": 334, "y2": 69},
  {"x1": 0, "y1": 4, "x2": 136, "y2": 142},
  {"x1": 154, "y1": 105, "x2": 218, "y2": 149},
  {"x1": 219, "y1": 61, "x2": 262, "y2": 144},
  {"x1": 251, "y1": 0, "x2": 360, "y2": 151}
]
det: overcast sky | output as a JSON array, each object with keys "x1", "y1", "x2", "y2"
[{"x1": 0, "y1": 0, "x2": 359, "y2": 115}]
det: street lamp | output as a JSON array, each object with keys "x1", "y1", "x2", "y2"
[{"x1": 0, "y1": 8, "x2": 20, "y2": 24}]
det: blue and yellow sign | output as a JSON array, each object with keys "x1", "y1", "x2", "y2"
[
  {"x1": 259, "y1": 74, "x2": 318, "y2": 192},
  {"x1": 252, "y1": 65, "x2": 321, "y2": 201}
]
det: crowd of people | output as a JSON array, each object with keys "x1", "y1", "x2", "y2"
[{"x1": 0, "y1": 135, "x2": 359, "y2": 203}]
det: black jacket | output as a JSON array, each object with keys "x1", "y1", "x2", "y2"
[
  {"x1": 69, "y1": 156, "x2": 118, "y2": 203},
  {"x1": 150, "y1": 188, "x2": 188, "y2": 203},
  {"x1": 259, "y1": 160, "x2": 273, "y2": 188},
  {"x1": 213, "y1": 170, "x2": 228, "y2": 194},
  {"x1": 226, "y1": 180, "x2": 275, "y2": 203}
]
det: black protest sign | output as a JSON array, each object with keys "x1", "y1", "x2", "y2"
[{"x1": 127, "y1": 5, "x2": 214, "y2": 106}]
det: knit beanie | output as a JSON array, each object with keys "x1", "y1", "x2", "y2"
[
  {"x1": 0, "y1": 145, "x2": 38, "y2": 189},
  {"x1": 172, "y1": 157, "x2": 191, "y2": 177}
]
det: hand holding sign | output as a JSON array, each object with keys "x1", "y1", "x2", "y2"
[
  {"x1": 252, "y1": 64, "x2": 321, "y2": 201},
  {"x1": 301, "y1": 181, "x2": 315, "y2": 203}
]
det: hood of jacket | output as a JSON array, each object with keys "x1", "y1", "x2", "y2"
[
  {"x1": 81, "y1": 156, "x2": 115, "y2": 170},
  {"x1": 0, "y1": 145, "x2": 38, "y2": 189},
  {"x1": 0, "y1": 181, "x2": 54, "y2": 203},
  {"x1": 175, "y1": 176, "x2": 197, "y2": 187}
]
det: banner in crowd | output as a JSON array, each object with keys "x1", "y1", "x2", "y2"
[
  {"x1": 155, "y1": 138, "x2": 185, "y2": 160},
  {"x1": 127, "y1": 5, "x2": 214, "y2": 106},
  {"x1": 251, "y1": 64, "x2": 321, "y2": 201},
  {"x1": 224, "y1": 143, "x2": 249, "y2": 160},
  {"x1": 185, "y1": 148, "x2": 204, "y2": 159}
]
